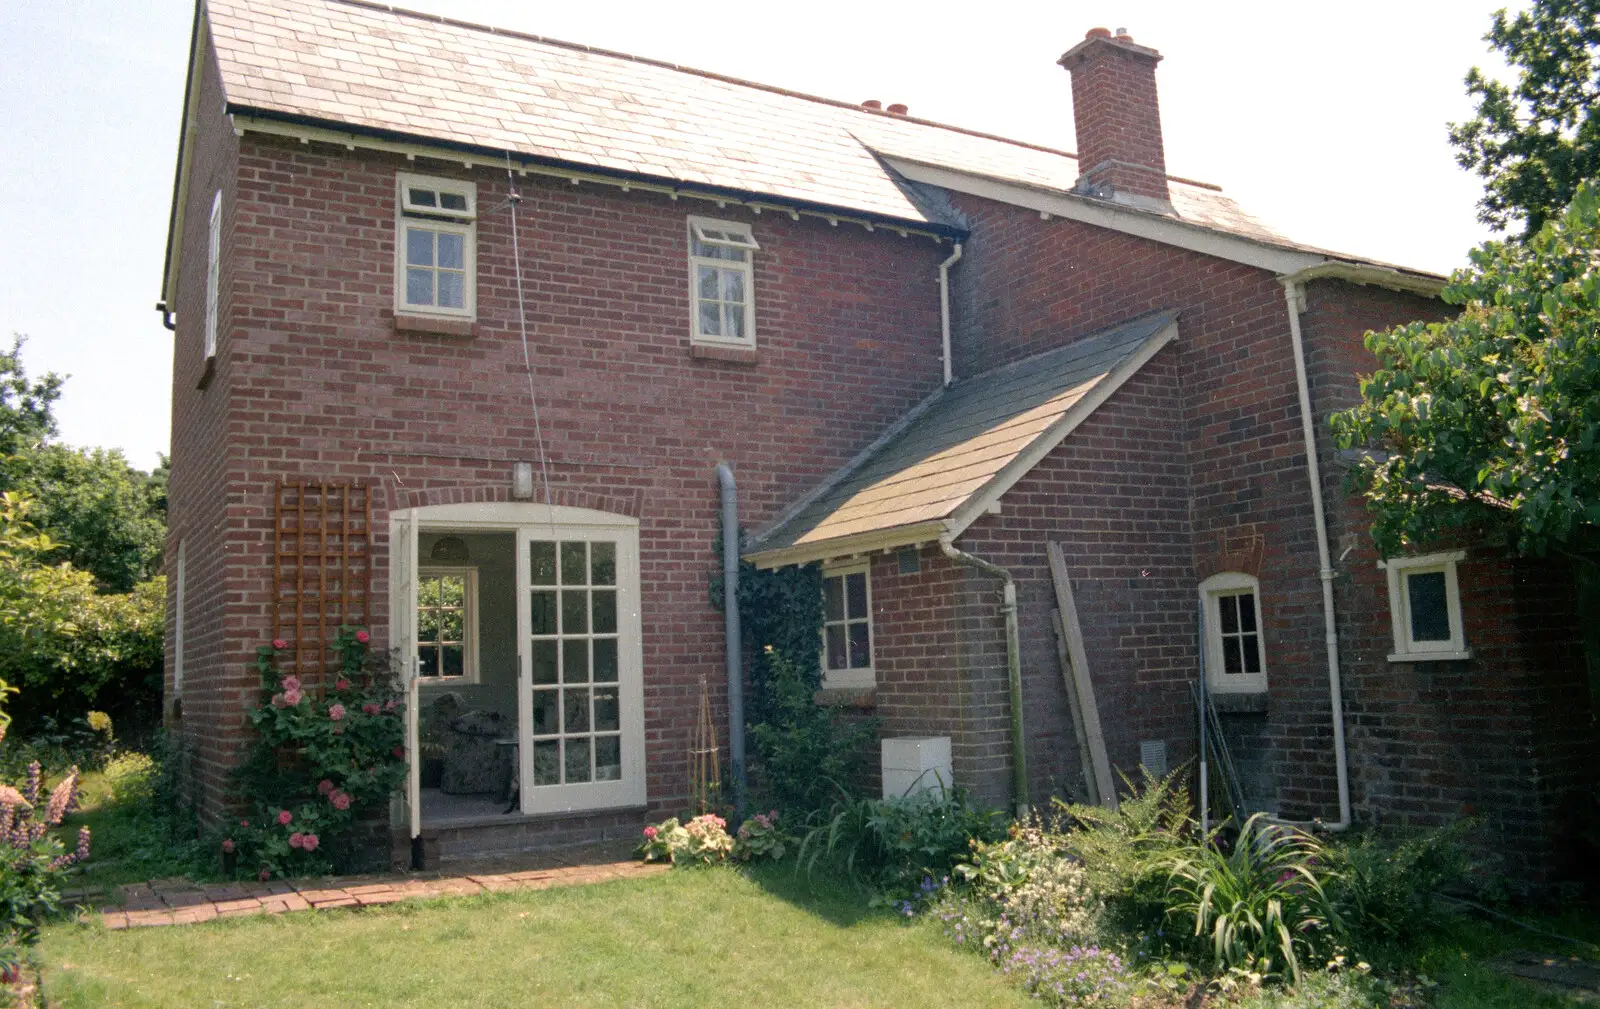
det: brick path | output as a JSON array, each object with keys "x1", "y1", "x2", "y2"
[{"x1": 83, "y1": 844, "x2": 668, "y2": 930}]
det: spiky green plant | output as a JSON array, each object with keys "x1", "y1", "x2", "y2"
[{"x1": 1161, "y1": 813, "x2": 1339, "y2": 982}]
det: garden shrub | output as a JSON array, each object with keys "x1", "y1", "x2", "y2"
[
  {"x1": 1160, "y1": 813, "x2": 1339, "y2": 983},
  {"x1": 637, "y1": 814, "x2": 734, "y2": 866},
  {"x1": 1056, "y1": 768, "x2": 1195, "y2": 932},
  {"x1": 0, "y1": 680, "x2": 90, "y2": 974},
  {"x1": 746, "y1": 648, "x2": 876, "y2": 815},
  {"x1": 732, "y1": 809, "x2": 790, "y2": 862},
  {"x1": 1321, "y1": 820, "x2": 1480, "y2": 952},
  {"x1": 225, "y1": 629, "x2": 405, "y2": 879},
  {"x1": 799, "y1": 787, "x2": 1006, "y2": 893}
]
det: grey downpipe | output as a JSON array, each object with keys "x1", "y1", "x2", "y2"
[
  {"x1": 716, "y1": 463, "x2": 747, "y2": 820},
  {"x1": 938, "y1": 536, "x2": 1028, "y2": 817}
]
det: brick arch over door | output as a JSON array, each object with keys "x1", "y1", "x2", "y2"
[{"x1": 383, "y1": 480, "x2": 645, "y2": 519}]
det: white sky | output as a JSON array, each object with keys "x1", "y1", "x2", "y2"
[{"x1": 0, "y1": 0, "x2": 1515, "y2": 470}]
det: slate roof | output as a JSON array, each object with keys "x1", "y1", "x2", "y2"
[
  {"x1": 205, "y1": 0, "x2": 1289, "y2": 243},
  {"x1": 745, "y1": 312, "x2": 1180, "y2": 566}
]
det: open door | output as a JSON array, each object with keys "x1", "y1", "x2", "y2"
[{"x1": 391, "y1": 510, "x2": 420, "y2": 840}]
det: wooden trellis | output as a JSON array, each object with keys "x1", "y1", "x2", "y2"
[{"x1": 273, "y1": 480, "x2": 373, "y2": 682}]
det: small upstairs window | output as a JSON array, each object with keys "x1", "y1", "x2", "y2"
[
  {"x1": 688, "y1": 216, "x2": 758, "y2": 348},
  {"x1": 820, "y1": 562, "x2": 873, "y2": 690},
  {"x1": 1382, "y1": 551, "x2": 1468, "y2": 661},
  {"x1": 1200, "y1": 572, "x2": 1267, "y2": 693},
  {"x1": 395, "y1": 173, "x2": 476, "y2": 320}
]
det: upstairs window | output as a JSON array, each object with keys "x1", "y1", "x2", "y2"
[
  {"x1": 204, "y1": 189, "x2": 221, "y2": 362},
  {"x1": 395, "y1": 173, "x2": 476, "y2": 319},
  {"x1": 821, "y1": 562, "x2": 873, "y2": 690},
  {"x1": 688, "y1": 216, "x2": 758, "y2": 348},
  {"x1": 1200, "y1": 572, "x2": 1267, "y2": 693},
  {"x1": 1382, "y1": 551, "x2": 1468, "y2": 661}
]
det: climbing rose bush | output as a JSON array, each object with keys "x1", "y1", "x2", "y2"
[
  {"x1": 637, "y1": 814, "x2": 733, "y2": 866},
  {"x1": 227, "y1": 628, "x2": 405, "y2": 878},
  {"x1": 732, "y1": 809, "x2": 790, "y2": 862}
]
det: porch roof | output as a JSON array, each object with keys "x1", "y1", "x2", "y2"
[{"x1": 744, "y1": 311, "x2": 1179, "y2": 568}]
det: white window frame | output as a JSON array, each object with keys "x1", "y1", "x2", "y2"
[
  {"x1": 394, "y1": 172, "x2": 477, "y2": 320},
  {"x1": 416, "y1": 566, "x2": 480, "y2": 684},
  {"x1": 687, "y1": 215, "x2": 758, "y2": 349},
  {"x1": 820, "y1": 561, "x2": 874, "y2": 690},
  {"x1": 1200, "y1": 572, "x2": 1268, "y2": 694},
  {"x1": 1381, "y1": 551, "x2": 1469, "y2": 661},
  {"x1": 172, "y1": 539, "x2": 186, "y2": 698},
  {"x1": 204, "y1": 189, "x2": 221, "y2": 361}
]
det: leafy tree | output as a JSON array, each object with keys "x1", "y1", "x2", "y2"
[
  {"x1": 0, "y1": 337, "x2": 61, "y2": 462},
  {"x1": 1331, "y1": 182, "x2": 1600, "y2": 558},
  {"x1": 7, "y1": 446, "x2": 166, "y2": 593},
  {"x1": 1450, "y1": 0, "x2": 1600, "y2": 236}
]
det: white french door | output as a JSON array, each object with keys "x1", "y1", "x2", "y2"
[{"x1": 515, "y1": 524, "x2": 645, "y2": 814}]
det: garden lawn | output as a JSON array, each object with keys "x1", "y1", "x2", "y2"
[{"x1": 38, "y1": 864, "x2": 1034, "y2": 1009}]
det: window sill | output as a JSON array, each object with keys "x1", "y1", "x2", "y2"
[
  {"x1": 196, "y1": 355, "x2": 216, "y2": 390},
  {"x1": 690, "y1": 343, "x2": 759, "y2": 364},
  {"x1": 814, "y1": 687, "x2": 876, "y2": 710},
  {"x1": 395, "y1": 313, "x2": 478, "y2": 338},
  {"x1": 1387, "y1": 649, "x2": 1473, "y2": 663}
]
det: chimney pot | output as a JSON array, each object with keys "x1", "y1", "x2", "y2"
[
  {"x1": 887, "y1": 103, "x2": 908, "y2": 115},
  {"x1": 861, "y1": 99, "x2": 883, "y2": 110},
  {"x1": 1114, "y1": 27, "x2": 1133, "y2": 41},
  {"x1": 1085, "y1": 26, "x2": 1112, "y2": 39}
]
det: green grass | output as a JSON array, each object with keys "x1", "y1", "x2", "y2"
[
  {"x1": 37, "y1": 865, "x2": 1034, "y2": 1008},
  {"x1": 55, "y1": 754, "x2": 211, "y2": 894}
]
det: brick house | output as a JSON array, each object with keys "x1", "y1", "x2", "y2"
[{"x1": 160, "y1": 0, "x2": 1597, "y2": 873}]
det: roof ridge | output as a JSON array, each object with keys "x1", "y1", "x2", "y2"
[{"x1": 311, "y1": 0, "x2": 1103, "y2": 169}]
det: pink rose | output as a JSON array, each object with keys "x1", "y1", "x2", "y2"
[
  {"x1": 272, "y1": 639, "x2": 288, "y2": 650},
  {"x1": 289, "y1": 832, "x2": 304, "y2": 850},
  {"x1": 277, "y1": 810, "x2": 293, "y2": 826},
  {"x1": 384, "y1": 698, "x2": 398, "y2": 711},
  {"x1": 240, "y1": 818, "x2": 249, "y2": 827},
  {"x1": 642, "y1": 826, "x2": 658, "y2": 840},
  {"x1": 392, "y1": 746, "x2": 405, "y2": 759},
  {"x1": 271, "y1": 693, "x2": 287, "y2": 708},
  {"x1": 281, "y1": 676, "x2": 301, "y2": 693},
  {"x1": 355, "y1": 630, "x2": 370, "y2": 644},
  {"x1": 331, "y1": 791, "x2": 352, "y2": 811},
  {"x1": 328, "y1": 703, "x2": 346, "y2": 721},
  {"x1": 335, "y1": 678, "x2": 349, "y2": 691},
  {"x1": 301, "y1": 833, "x2": 319, "y2": 852},
  {"x1": 317, "y1": 779, "x2": 335, "y2": 796},
  {"x1": 362, "y1": 702, "x2": 380, "y2": 716},
  {"x1": 259, "y1": 869, "x2": 272, "y2": 882},
  {"x1": 221, "y1": 839, "x2": 235, "y2": 853}
]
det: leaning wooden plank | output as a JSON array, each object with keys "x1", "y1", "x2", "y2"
[
  {"x1": 1047, "y1": 541, "x2": 1118, "y2": 809},
  {"x1": 1051, "y1": 608, "x2": 1100, "y2": 804}
]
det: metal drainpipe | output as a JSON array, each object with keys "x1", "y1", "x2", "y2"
[
  {"x1": 938, "y1": 243, "x2": 964, "y2": 387},
  {"x1": 939, "y1": 536, "x2": 1028, "y2": 817},
  {"x1": 715, "y1": 463, "x2": 746, "y2": 820},
  {"x1": 1279, "y1": 279, "x2": 1352, "y2": 832}
]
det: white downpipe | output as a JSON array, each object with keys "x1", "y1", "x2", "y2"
[
  {"x1": 1281, "y1": 279, "x2": 1352, "y2": 832},
  {"x1": 938, "y1": 242, "x2": 964, "y2": 387}
]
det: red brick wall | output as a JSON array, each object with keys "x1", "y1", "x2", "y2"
[
  {"x1": 164, "y1": 32, "x2": 242, "y2": 810},
  {"x1": 171, "y1": 124, "x2": 948, "y2": 824}
]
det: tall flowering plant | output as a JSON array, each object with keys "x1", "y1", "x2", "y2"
[
  {"x1": 0, "y1": 679, "x2": 90, "y2": 973},
  {"x1": 226, "y1": 628, "x2": 405, "y2": 879}
]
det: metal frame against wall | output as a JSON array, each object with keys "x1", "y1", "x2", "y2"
[{"x1": 273, "y1": 480, "x2": 373, "y2": 682}]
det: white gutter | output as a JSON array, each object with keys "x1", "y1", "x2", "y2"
[
  {"x1": 938, "y1": 242, "x2": 964, "y2": 386},
  {"x1": 1280, "y1": 278, "x2": 1352, "y2": 832}
]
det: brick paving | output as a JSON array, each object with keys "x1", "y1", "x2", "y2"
[{"x1": 76, "y1": 842, "x2": 668, "y2": 930}]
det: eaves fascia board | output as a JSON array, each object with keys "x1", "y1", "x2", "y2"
[
  {"x1": 743, "y1": 521, "x2": 949, "y2": 570},
  {"x1": 945, "y1": 316, "x2": 1181, "y2": 539},
  {"x1": 160, "y1": 2, "x2": 209, "y2": 308},
  {"x1": 1281, "y1": 261, "x2": 1446, "y2": 299},
  {"x1": 228, "y1": 109, "x2": 966, "y2": 242},
  {"x1": 883, "y1": 156, "x2": 1330, "y2": 276}
]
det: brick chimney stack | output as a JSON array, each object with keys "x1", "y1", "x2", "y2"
[{"x1": 1058, "y1": 27, "x2": 1171, "y2": 210}]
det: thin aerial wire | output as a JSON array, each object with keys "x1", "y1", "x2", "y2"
[{"x1": 504, "y1": 153, "x2": 557, "y2": 527}]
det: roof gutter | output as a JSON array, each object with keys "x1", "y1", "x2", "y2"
[
  {"x1": 1281, "y1": 261, "x2": 1447, "y2": 299},
  {"x1": 229, "y1": 108, "x2": 969, "y2": 243},
  {"x1": 938, "y1": 535, "x2": 1028, "y2": 818}
]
